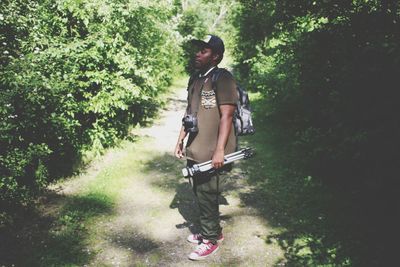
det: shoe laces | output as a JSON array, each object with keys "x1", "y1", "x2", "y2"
[
  {"x1": 194, "y1": 234, "x2": 203, "y2": 241},
  {"x1": 195, "y1": 242, "x2": 213, "y2": 254}
]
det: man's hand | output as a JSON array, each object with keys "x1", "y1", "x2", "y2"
[
  {"x1": 175, "y1": 141, "x2": 184, "y2": 159},
  {"x1": 175, "y1": 125, "x2": 187, "y2": 159},
  {"x1": 212, "y1": 148, "x2": 225, "y2": 169}
]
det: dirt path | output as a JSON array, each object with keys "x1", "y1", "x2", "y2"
[{"x1": 55, "y1": 81, "x2": 284, "y2": 266}]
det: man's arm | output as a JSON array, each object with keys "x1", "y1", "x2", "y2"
[
  {"x1": 212, "y1": 104, "x2": 236, "y2": 169},
  {"x1": 175, "y1": 122, "x2": 187, "y2": 159}
]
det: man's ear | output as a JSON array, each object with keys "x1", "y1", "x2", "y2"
[{"x1": 212, "y1": 53, "x2": 220, "y2": 62}]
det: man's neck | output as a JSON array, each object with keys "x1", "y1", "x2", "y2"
[{"x1": 199, "y1": 66, "x2": 217, "y2": 77}]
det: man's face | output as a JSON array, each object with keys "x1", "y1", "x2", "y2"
[{"x1": 194, "y1": 46, "x2": 214, "y2": 70}]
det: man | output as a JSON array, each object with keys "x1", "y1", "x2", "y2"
[{"x1": 174, "y1": 34, "x2": 238, "y2": 260}]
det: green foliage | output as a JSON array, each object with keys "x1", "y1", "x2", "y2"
[
  {"x1": 231, "y1": 0, "x2": 276, "y2": 81},
  {"x1": 236, "y1": 0, "x2": 400, "y2": 179},
  {"x1": 234, "y1": 0, "x2": 400, "y2": 265},
  {"x1": 175, "y1": 0, "x2": 236, "y2": 73},
  {"x1": 1, "y1": 0, "x2": 181, "y2": 213},
  {"x1": 177, "y1": 8, "x2": 207, "y2": 38},
  {"x1": 176, "y1": 7, "x2": 207, "y2": 73}
]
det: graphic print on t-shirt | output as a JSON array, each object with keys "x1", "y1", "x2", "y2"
[{"x1": 201, "y1": 90, "x2": 217, "y2": 109}]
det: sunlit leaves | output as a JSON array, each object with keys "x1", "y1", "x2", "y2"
[{"x1": 1, "y1": 0, "x2": 181, "y2": 208}]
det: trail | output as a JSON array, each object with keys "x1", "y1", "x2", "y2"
[{"x1": 50, "y1": 79, "x2": 284, "y2": 266}]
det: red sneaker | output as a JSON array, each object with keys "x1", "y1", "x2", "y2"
[
  {"x1": 188, "y1": 240, "x2": 219, "y2": 260},
  {"x1": 187, "y1": 233, "x2": 224, "y2": 244}
]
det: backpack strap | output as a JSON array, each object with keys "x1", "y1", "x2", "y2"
[
  {"x1": 187, "y1": 70, "x2": 200, "y2": 89},
  {"x1": 211, "y1": 68, "x2": 225, "y2": 92},
  {"x1": 211, "y1": 68, "x2": 221, "y2": 116},
  {"x1": 211, "y1": 68, "x2": 235, "y2": 109},
  {"x1": 186, "y1": 71, "x2": 201, "y2": 114},
  {"x1": 211, "y1": 67, "x2": 234, "y2": 93}
]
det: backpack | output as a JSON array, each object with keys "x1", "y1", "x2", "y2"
[{"x1": 211, "y1": 68, "x2": 255, "y2": 136}]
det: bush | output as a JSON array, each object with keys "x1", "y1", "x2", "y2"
[
  {"x1": 233, "y1": 0, "x2": 400, "y2": 265},
  {"x1": 0, "y1": 0, "x2": 181, "y2": 214}
]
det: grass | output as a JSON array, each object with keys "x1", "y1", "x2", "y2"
[
  {"x1": 5, "y1": 138, "x2": 155, "y2": 266},
  {"x1": 36, "y1": 193, "x2": 114, "y2": 266},
  {"x1": 233, "y1": 91, "x2": 351, "y2": 266},
  {"x1": 7, "y1": 130, "x2": 178, "y2": 266},
  {"x1": 0, "y1": 191, "x2": 115, "y2": 266},
  {"x1": 235, "y1": 91, "x2": 389, "y2": 266}
]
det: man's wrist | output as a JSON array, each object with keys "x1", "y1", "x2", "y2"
[{"x1": 215, "y1": 147, "x2": 224, "y2": 152}]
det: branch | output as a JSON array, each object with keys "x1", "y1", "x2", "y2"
[{"x1": 209, "y1": 3, "x2": 231, "y2": 32}]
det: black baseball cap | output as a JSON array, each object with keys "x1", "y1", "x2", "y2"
[{"x1": 191, "y1": 34, "x2": 225, "y2": 56}]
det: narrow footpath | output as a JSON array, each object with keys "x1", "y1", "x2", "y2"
[{"x1": 50, "y1": 78, "x2": 285, "y2": 266}]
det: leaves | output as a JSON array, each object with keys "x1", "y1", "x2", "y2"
[
  {"x1": 1, "y1": 0, "x2": 181, "y2": 207},
  {"x1": 234, "y1": 0, "x2": 400, "y2": 266}
]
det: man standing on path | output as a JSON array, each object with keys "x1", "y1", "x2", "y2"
[{"x1": 174, "y1": 34, "x2": 238, "y2": 261}]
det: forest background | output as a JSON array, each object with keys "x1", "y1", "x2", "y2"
[{"x1": 1, "y1": 0, "x2": 399, "y2": 266}]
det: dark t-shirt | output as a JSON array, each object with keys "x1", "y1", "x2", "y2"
[{"x1": 185, "y1": 69, "x2": 238, "y2": 163}]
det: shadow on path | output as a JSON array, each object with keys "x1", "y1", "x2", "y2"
[
  {"x1": 235, "y1": 96, "x2": 391, "y2": 266},
  {"x1": 0, "y1": 191, "x2": 114, "y2": 266},
  {"x1": 143, "y1": 152, "x2": 234, "y2": 235}
]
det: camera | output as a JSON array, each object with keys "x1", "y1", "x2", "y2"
[{"x1": 182, "y1": 114, "x2": 199, "y2": 133}]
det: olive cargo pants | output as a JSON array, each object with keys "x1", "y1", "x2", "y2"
[{"x1": 188, "y1": 160, "x2": 227, "y2": 243}]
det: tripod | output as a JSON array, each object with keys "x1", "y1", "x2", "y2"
[{"x1": 182, "y1": 148, "x2": 254, "y2": 178}]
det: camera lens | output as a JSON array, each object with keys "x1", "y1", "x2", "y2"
[{"x1": 182, "y1": 115, "x2": 199, "y2": 133}]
